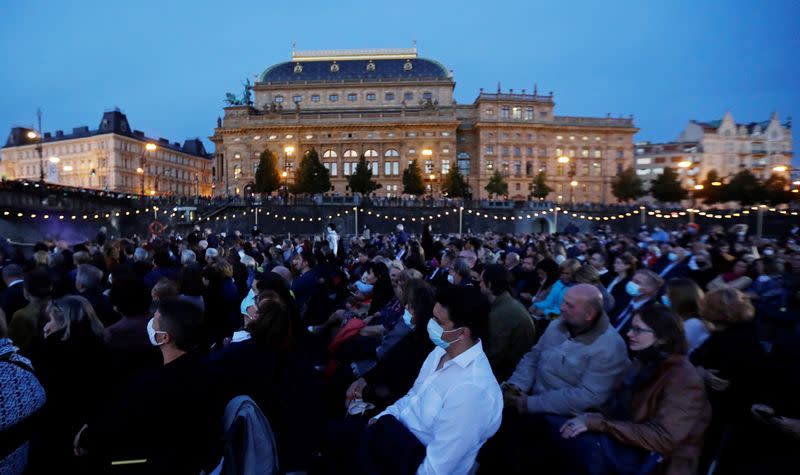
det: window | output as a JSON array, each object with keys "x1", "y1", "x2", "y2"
[
  {"x1": 366, "y1": 93, "x2": 376, "y2": 101},
  {"x1": 526, "y1": 147, "x2": 533, "y2": 156},
  {"x1": 385, "y1": 162, "x2": 393, "y2": 176},
  {"x1": 274, "y1": 96, "x2": 284, "y2": 103},
  {"x1": 500, "y1": 107, "x2": 510, "y2": 119},
  {"x1": 423, "y1": 131, "x2": 435, "y2": 137},
  {"x1": 292, "y1": 95, "x2": 303, "y2": 103},
  {"x1": 592, "y1": 163, "x2": 602, "y2": 176},
  {"x1": 485, "y1": 146, "x2": 494, "y2": 155},
  {"x1": 636, "y1": 158, "x2": 651, "y2": 165},
  {"x1": 581, "y1": 148, "x2": 589, "y2": 158},
  {"x1": 616, "y1": 150, "x2": 624, "y2": 159},
  {"x1": 385, "y1": 92, "x2": 395, "y2": 101},
  {"x1": 233, "y1": 164, "x2": 241, "y2": 179},
  {"x1": 344, "y1": 149, "x2": 359, "y2": 158},
  {"x1": 637, "y1": 168, "x2": 651, "y2": 175},
  {"x1": 502, "y1": 147, "x2": 510, "y2": 156},
  {"x1": 514, "y1": 161, "x2": 522, "y2": 176},
  {"x1": 516, "y1": 183, "x2": 521, "y2": 191},
  {"x1": 392, "y1": 162, "x2": 399, "y2": 175},
  {"x1": 539, "y1": 111, "x2": 547, "y2": 118},
  {"x1": 364, "y1": 149, "x2": 378, "y2": 158},
  {"x1": 311, "y1": 94, "x2": 320, "y2": 102},
  {"x1": 556, "y1": 148, "x2": 563, "y2": 156},
  {"x1": 403, "y1": 92, "x2": 413, "y2": 101},
  {"x1": 384, "y1": 149, "x2": 400, "y2": 157},
  {"x1": 486, "y1": 160, "x2": 494, "y2": 171},
  {"x1": 442, "y1": 160, "x2": 450, "y2": 174},
  {"x1": 514, "y1": 147, "x2": 521, "y2": 157},
  {"x1": 422, "y1": 92, "x2": 432, "y2": 100},
  {"x1": 323, "y1": 150, "x2": 338, "y2": 158},
  {"x1": 485, "y1": 108, "x2": 494, "y2": 116},
  {"x1": 371, "y1": 162, "x2": 379, "y2": 175},
  {"x1": 568, "y1": 149, "x2": 576, "y2": 158},
  {"x1": 525, "y1": 108, "x2": 534, "y2": 120},
  {"x1": 344, "y1": 162, "x2": 351, "y2": 175},
  {"x1": 539, "y1": 147, "x2": 547, "y2": 157},
  {"x1": 526, "y1": 161, "x2": 534, "y2": 175},
  {"x1": 580, "y1": 163, "x2": 590, "y2": 176},
  {"x1": 512, "y1": 107, "x2": 522, "y2": 119},
  {"x1": 347, "y1": 93, "x2": 357, "y2": 101},
  {"x1": 425, "y1": 160, "x2": 434, "y2": 173},
  {"x1": 594, "y1": 150, "x2": 602, "y2": 158},
  {"x1": 406, "y1": 132, "x2": 417, "y2": 137}
]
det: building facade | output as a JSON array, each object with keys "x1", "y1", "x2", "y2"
[
  {"x1": 1, "y1": 110, "x2": 213, "y2": 196},
  {"x1": 211, "y1": 48, "x2": 638, "y2": 203},
  {"x1": 635, "y1": 112, "x2": 793, "y2": 189}
]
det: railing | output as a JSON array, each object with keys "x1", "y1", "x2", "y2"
[{"x1": 553, "y1": 116, "x2": 636, "y2": 127}]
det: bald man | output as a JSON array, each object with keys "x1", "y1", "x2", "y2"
[{"x1": 504, "y1": 284, "x2": 629, "y2": 415}]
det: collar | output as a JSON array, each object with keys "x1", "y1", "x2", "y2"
[{"x1": 434, "y1": 339, "x2": 485, "y2": 369}]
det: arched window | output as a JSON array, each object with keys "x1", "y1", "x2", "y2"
[
  {"x1": 323, "y1": 149, "x2": 338, "y2": 158},
  {"x1": 364, "y1": 149, "x2": 378, "y2": 158},
  {"x1": 343, "y1": 149, "x2": 359, "y2": 158},
  {"x1": 384, "y1": 149, "x2": 400, "y2": 157}
]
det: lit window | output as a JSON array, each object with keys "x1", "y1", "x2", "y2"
[
  {"x1": 385, "y1": 92, "x2": 395, "y2": 101},
  {"x1": 393, "y1": 162, "x2": 399, "y2": 175},
  {"x1": 556, "y1": 135, "x2": 563, "y2": 140},
  {"x1": 329, "y1": 94, "x2": 339, "y2": 102},
  {"x1": 311, "y1": 94, "x2": 320, "y2": 102},
  {"x1": 274, "y1": 96, "x2": 284, "y2": 103},
  {"x1": 408, "y1": 148, "x2": 416, "y2": 154},
  {"x1": 569, "y1": 136, "x2": 575, "y2": 140},
  {"x1": 364, "y1": 149, "x2": 378, "y2": 158},
  {"x1": 366, "y1": 93, "x2": 376, "y2": 101},
  {"x1": 486, "y1": 160, "x2": 494, "y2": 170},
  {"x1": 442, "y1": 160, "x2": 450, "y2": 174},
  {"x1": 371, "y1": 162, "x2": 379, "y2": 175},
  {"x1": 512, "y1": 107, "x2": 522, "y2": 119},
  {"x1": 384, "y1": 149, "x2": 400, "y2": 157},
  {"x1": 293, "y1": 95, "x2": 302, "y2": 103},
  {"x1": 594, "y1": 150, "x2": 602, "y2": 158},
  {"x1": 343, "y1": 149, "x2": 359, "y2": 158},
  {"x1": 233, "y1": 164, "x2": 241, "y2": 179},
  {"x1": 525, "y1": 108, "x2": 534, "y2": 120},
  {"x1": 425, "y1": 160, "x2": 434, "y2": 173},
  {"x1": 441, "y1": 132, "x2": 451, "y2": 137},
  {"x1": 323, "y1": 150, "x2": 338, "y2": 158},
  {"x1": 385, "y1": 162, "x2": 392, "y2": 175},
  {"x1": 344, "y1": 163, "x2": 351, "y2": 175},
  {"x1": 347, "y1": 93, "x2": 357, "y2": 101},
  {"x1": 581, "y1": 148, "x2": 589, "y2": 157}
]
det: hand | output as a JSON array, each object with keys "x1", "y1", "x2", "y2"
[
  {"x1": 73, "y1": 424, "x2": 89, "y2": 456},
  {"x1": 368, "y1": 417, "x2": 378, "y2": 426},
  {"x1": 697, "y1": 367, "x2": 731, "y2": 392},
  {"x1": 560, "y1": 416, "x2": 589, "y2": 439},
  {"x1": 346, "y1": 378, "x2": 368, "y2": 404},
  {"x1": 772, "y1": 416, "x2": 800, "y2": 440},
  {"x1": 506, "y1": 393, "x2": 528, "y2": 413}
]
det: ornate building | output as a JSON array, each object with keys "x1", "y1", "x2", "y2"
[
  {"x1": 211, "y1": 47, "x2": 638, "y2": 203},
  {"x1": 635, "y1": 112, "x2": 793, "y2": 188},
  {"x1": 1, "y1": 110, "x2": 213, "y2": 196}
]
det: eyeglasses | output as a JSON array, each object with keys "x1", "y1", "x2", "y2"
[{"x1": 628, "y1": 326, "x2": 655, "y2": 336}]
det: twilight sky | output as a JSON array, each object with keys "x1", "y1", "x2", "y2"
[{"x1": 1, "y1": 0, "x2": 798, "y2": 165}]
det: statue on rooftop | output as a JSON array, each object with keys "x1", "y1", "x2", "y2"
[
  {"x1": 242, "y1": 79, "x2": 253, "y2": 107},
  {"x1": 224, "y1": 93, "x2": 241, "y2": 106}
]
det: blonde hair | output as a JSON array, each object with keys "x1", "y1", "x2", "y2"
[
  {"x1": 49, "y1": 295, "x2": 104, "y2": 341},
  {"x1": 701, "y1": 288, "x2": 754, "y2": 329}
]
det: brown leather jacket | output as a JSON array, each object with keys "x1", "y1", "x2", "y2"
[{"x1": 586, "y1": 355, "x2": 711, "y2": 475}]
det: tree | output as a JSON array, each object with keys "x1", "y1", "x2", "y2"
[
  {"x1": 530, "y1": 171, "x2": 553, "y2": 200},
  {"x1": 694, "y1": 169, "x2": 724, "y2": 205},
  {"x1": 292, "y1": 148, "x2": 330, "y2": 195},
  {"x1": 721, "y1": 170, "x2": 766, "y2": 206},
  {"x1": 348, "y1": 155, "x2": 382, "y2": 195},
  {"x1": 441, "y1": 167, "x2": 470, "y2": 198},
  {"x1": 649, "y1": 167, "x2": 688, "y2": 204},
  {"x1": 253, "y1": 149, "x2": 280, "y2": 195},
  {"x1": 763, "y1": 173, "x2": 792, "y2": 206},
  {"x1": 402, "y1": 160, "x2": 425, "y2": 196},
  {"x1": 611, "y1": 167, "x2": 645, "y2": 203},
  {"x1": 485, "y1": 171, "x2": 508, "y2": 199}
]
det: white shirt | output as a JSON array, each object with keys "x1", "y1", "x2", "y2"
[
  {"x1": 376, "y1": 340, "x2": 503, "y2": 475},
  {"x1": 684, "y1": 317, "x2": 710, "y2": 354}
]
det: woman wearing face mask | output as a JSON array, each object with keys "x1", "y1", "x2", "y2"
[
  {"x1": 707, "y1": 258, "x2": 752, "y2": 292},
  {"x1": 345, "y1": 279, "x2": 436, "y2": 412},
  {"x1": 607, "y1": 253, "x2": 638, "y2": 319},
  {"x1": 558, "y1": 305, "x2": 711, "y2": 475},
  {"x1": 28, "y1": 296, "x2": 107, "y2": 472},
  {"x1": 662, "y1": 278, "x2": 709, "y2": 354}
]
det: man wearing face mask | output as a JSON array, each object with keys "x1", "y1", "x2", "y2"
[
  {"x1": 362, "y1": 286, "x2": 502, "y2": 475},
  {"x1": 658, "y1": 247, "x2": 691, "y2": 280},
  {"x1": 74, "y1": 299, "x2": 221, "y2": 475},
  {"x1": 612, "y1": 269, "x2": 664, "y2": 334}
]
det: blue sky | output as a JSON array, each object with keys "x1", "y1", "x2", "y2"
[{"x1": 1, "y1": 0, "x2": 798, "y2": 165}]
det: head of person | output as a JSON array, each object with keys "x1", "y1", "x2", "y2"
[
  {"x1": 2, "y1": 264, "x2": 23, "y2": 286},
  {"x1": 23, "y1": 269, "x2": 52, "y2": 302},
  {"x1": 559, "y1": 284, "x2": 605, "y2": 331},
  {"x1": 401, "y1": 279, "x2": 436, "y2": 334},
  {"x1": 269, "y1": 265, "x2": 293, "y2": 287},
  {"x1": 457, "y1": 249, "x2": 478, "y2": 269},
  {"x1": 449, "y1": 257, "x2": 472, "y2": 285},
  {"x1": 521, "y1": 255, "x2": 536, "y2": 273},
  {"x1": 205, "y1": 247, "x2": 219, "y2": 264},
  {"x1": 110, "y1": 276, "x2": 152, "y2": 318},
  {"x1": 663, "y1": 278, "x2": 704, "y2": 320},
  {"x1": 559, "y1": 258, "x2": 582, "y2": 285},
  {"x1": 247, "y1": 297, "x2": 293, "y2": 351},
  {"x1": 75, "y1": 264, "x2": 103, "y2": 294},
  {"x1": 668, "y1": 247, "x2": 688, "y2": 263},
  {"x1": 72, "y1": 250, "x2": 92, "y2": 268},
  {"x1": 479, "y1": 264, "x2": 512, "y2": 299},
  {"x1": 387, "y1": 260, "x2": 405, "y2": 288},
  {"x1": 729, "y1": 259, "x2": 749, "y2": 277},
  {"x1": 627, "y1": 269, "x2": 664, "y2": 301},
  {"x1": 430, "y1": 286, "x2": 489, "y2": 350},
  {"x1": 505, "y1": 252, "x2": 520, "y2": 270},
  {"x1": 700, "y1": 288, "x2": 754, "y2": 331},
  {"x1": 33, "y1": 250, "x2": 49, "y2": 268},
  {"x1": 180, "y1": 249, "x2": 197, "y2": 266},
  {"x1": 589, "y1": 252, "x2": 607, "y2": 270},
  {"x1": 613, "y1": 254, "x2": 638, "y2": 277},
  {"x1": 148, "y1": 299, "x2": 204, "y2": 352},
  {"x1": 291, "y1": 250, "x2": 315, "y2": 273},
  {"x1": 627, "y1": 304, "x2": 688, "y2": 355},
  {"x1": 573, "y1": 264, "x2": 601, "y2": 286},
  {"x1": 45, "y1": 295, "x2": 104, "y2": 341},
  {"x1": 151, "y1": 278, "x2": 179, "y2": 304},
  {"x1": 177, "y1": 263, "x2": 205, "y2": 297},
  {"x1": 133, "y1": 247, "x2": 149, "y2": 263},
  {"x1": 440, "y1": 250, "x2": 455, "y2": 269},
  {"x1": 535, "y1": 257, "x2": 560, "y2": 287}
]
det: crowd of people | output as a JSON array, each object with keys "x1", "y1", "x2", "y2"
[{"x1": 1, "y1": 219, "x2": 799, "y2": 475}]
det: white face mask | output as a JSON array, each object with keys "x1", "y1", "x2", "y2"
[
  {"x1": 147, "y1": 317, "x2": 167, "y2": 346},
  {"x1": 447, "y1": 274, "x2": 455, "y2": 284}
]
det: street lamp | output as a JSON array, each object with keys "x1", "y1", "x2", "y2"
[
  {"x1": 772, "y1": 165, "x2": 788, "y2": 173},
  {"x1": 428, "y1": 173, "x2": 437, "y2": 197},
  {"x1": 678, "y1": 160, "x2": 692, "y2": 168},
  {"x1": 140, "y1": 142, "x2": 157, "y2": 197}
]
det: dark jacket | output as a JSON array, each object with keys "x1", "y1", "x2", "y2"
[
  {"x1": 103, "y1": 315, "x2": 162, "y2": 380},
  {"x1": 0, "y1": 280, "x2": 27, "y2": 322},
  {"x1": 485, "y1": 292, "x2": 537, "y2": 382},
  {"x1": 586, "y1": 355, "x2": 711, "y2": 475},
  {"x1": 79, "y1": 289, "x2": 119, "y2": 327},
  {"x1": 607, "y1": 274, "x2": 632, "y2": 319},
  {"x1": 363, "y1": 331, "x2": 434, "y2": 410}
]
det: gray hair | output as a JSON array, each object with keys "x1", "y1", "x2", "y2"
[
  {"x1": 205, "y1": 248, "x2": 219, "y2": 260},
  {"x1": 180, "y1": 249, "x2": 197, "y2": 266},
  {"x1": 452, "y1": 258, "x2": 472, "y2": 278},
  {"x1": 241, "y1": 254, "x2": 256, "y2": 269},
  {"x1": 72, "y1": 251, "x2": 92, "y2": 267},
  {"x1": 76, "y1": 264, "x2": 104, "y2": 292},
  {"x1": 133, "y1": 247, "x2": 149, "y2": 262}
]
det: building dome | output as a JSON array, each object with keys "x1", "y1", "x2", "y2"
[{"x1": 258, "y1": 49, "x2": 451, "y2": 83}]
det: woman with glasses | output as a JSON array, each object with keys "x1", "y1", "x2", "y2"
[
  {"x1": 28, "y1": 295, "x2": 106, "y2": 472},
  {"x1": 557, "y1": 304, "x2": 711, "y2": 475}
]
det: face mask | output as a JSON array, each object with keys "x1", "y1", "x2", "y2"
[
  {"x1": 577, "y1": 255, "x2": 586, "y2": 262},
  {"x1": 626, "y1": 281, "x2": 641, "y2": 297},
  {"x1": 447, "y1": 274, "x2": 455, "y2": 284},
  {"x1": 355, "y1": 280, "x2": 374, "y2": 294},
  {"x1": 147, "y1": 318, "x2": 167, "y2": 346},
  {"x1": 427, "y1": 319, "x2": 462, "y2": 350},
  {"x1": 763, "y1": 249, "x2": 775, "y2": 256},
  {"x1": 402, "y1": 308, "x2": 414, "y2": 328},
  {"x1": 757, "y1": 275, "x2": 771, "y2": 283},
  {"x1": 661, "y1": 295, "x2": 671, "y2": 307},
  {"x1": 668, "y1": 252, "x2": 678, "y2": 262},
  {"x1": 687, "y1": 257, "x2": 699, "y2": 270}
]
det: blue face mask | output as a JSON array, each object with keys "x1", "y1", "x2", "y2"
[
  {"x1": 661, "y1": 295, "x2": 671, "y2": 307},
  {"x1": 626, "y1": 281, "x2": 641, "y2": 297},
  {"x1": 447, "y1": 274, "x2": 455, "y2": 284},
  {"x1": 355, "y1": 280, "x2": 374, "y2": 294},
  {"x1": 668, "y1": 252, "x2": 678, "y2": 262},
  {"x1": 402, "y1": 308, "x2": 414, "y2": 328},
  {"x1": 427, "y1": 319, "x2": 462, "y2": 350}
]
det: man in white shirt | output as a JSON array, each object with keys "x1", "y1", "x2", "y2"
[{"x1": 364, "y1": 286, "x2": 503, "y2": 475}]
